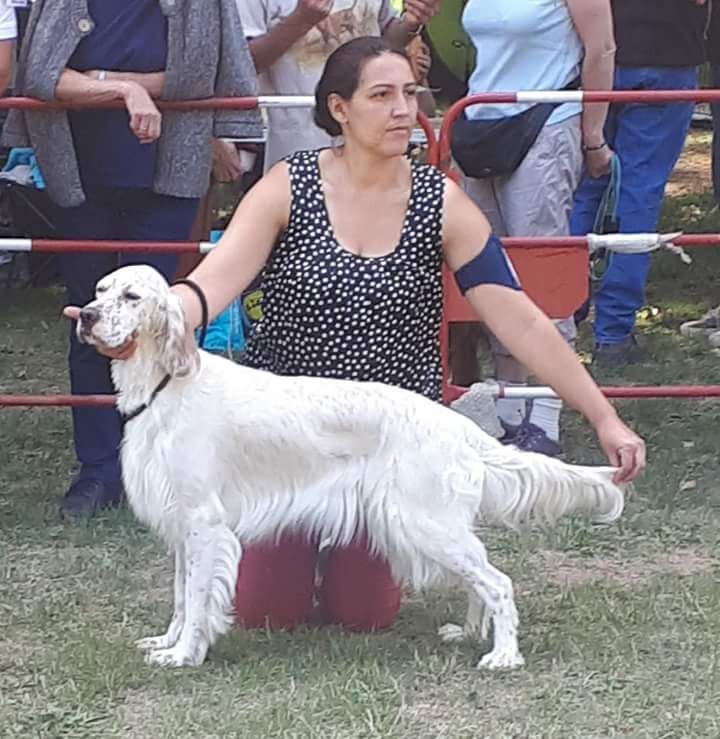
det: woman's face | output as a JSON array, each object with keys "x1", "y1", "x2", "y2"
[{"x1": 331, "y1": 53, "x2": 419, "y2": 157}]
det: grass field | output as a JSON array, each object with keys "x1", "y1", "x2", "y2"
[{"x1": 1, "y1": 133, "x2": 720, "y2": 738}]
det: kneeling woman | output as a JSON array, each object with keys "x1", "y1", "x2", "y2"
[{"x1": 89, "y1": 37, "x2": 645, "y2": 631}]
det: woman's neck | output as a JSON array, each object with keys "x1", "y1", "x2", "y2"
[{"x1": 326, "y1": 144, "x2": 408, "y2": 192}]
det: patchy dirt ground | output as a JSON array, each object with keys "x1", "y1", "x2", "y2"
[{"x1": 666, "y1": 129, "x2": 713, "y2": 198}]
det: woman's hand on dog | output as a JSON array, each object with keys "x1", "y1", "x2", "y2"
[
  {"x1": 63, "y1": 306, "x2": 138, "y2": 359},
  {"x1": 594, "y1": 413, "x2": 646, "y2": 484}
]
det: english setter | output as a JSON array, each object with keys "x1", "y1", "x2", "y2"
[{"x1": 76, "y1": 265, "x2": 625, "y2": 670}]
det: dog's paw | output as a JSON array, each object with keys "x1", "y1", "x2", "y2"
[
  {"x1": 477, "y1": 648, "x2": 525, "y2": 671},
  {"x1": 144, "y1": 646, "x2": 204, "y2": 668},
  {"x1": 136, "y1": 634, "x2": 177, "y2": 651},
  {"x1": 437, "y1": 623, "x2": 466, "y2": 643}
]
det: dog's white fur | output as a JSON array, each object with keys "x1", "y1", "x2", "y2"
[{"x1": 78, "y1": 265, "x2": 625, "y2": 670}]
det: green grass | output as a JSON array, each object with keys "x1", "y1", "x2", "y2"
[{"x1": 2, "y1": 147, "x2": 720, "y2": 737}]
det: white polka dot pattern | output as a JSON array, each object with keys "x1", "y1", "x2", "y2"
[{"x1": 242, "y1": 150, "x2": 445, "y2": 401}]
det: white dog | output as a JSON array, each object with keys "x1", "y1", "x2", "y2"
[{"x1": 76, "y1": 265, "x2": 625, "y2": 670}]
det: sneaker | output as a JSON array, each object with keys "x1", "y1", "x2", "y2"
[
  {"x1": 60, "y1": 478, "x2": 124, "y2": 520},
  {"x1": 498, "y1": 420, "x2": 522, "y2": 446},
  {"x1": 513, "y1": 420, "x2": 562, "y2": 458},
  {"x1": 592, "y1": 334, "x2": 644, "y2": 368},
  {"x1": 680, "y1": 306, "x2": 720, "y2": 339}
]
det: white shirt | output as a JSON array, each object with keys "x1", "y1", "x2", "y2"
[
  {"x1": 0, "y1": 0, "x2": 17, "y2": 41},
  {"x1": 237, "y1": 0, "x2": 396, "y2": 169},
  {"x1": 462, "y1": 0, "x2": 582, "y2": 124}
]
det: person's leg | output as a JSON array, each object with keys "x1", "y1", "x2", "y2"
[
  {"x1": 460, "y1": 177, "x2": 528, "y2": 426},
  {"x1": 235, "y1": 533, "x2": 318, "y2": 629},
  {"x1": 54, "y1": 189, "x2": 124, "y2": 517},
  {"x1": 711, "y1": 64, "x2": 720, "y2": 206},
  {"x1": 593, "y1": 65, "x2": 697, "y2": 353},
  {"x1": 318, "y1": 532, "x2": 402, "y2": 631},
  {"x1": 492, "y1": 115, "x2": 583, "y2": 452},
  {"x1": 117, "y1": 189, "x2": 200, "y2": 278}
]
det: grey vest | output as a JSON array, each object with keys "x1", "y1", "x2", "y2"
[{"x1": 1, "y1": 0, "x2": 262, "y2": 206}]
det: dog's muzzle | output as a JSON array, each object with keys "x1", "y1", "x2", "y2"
[{"x1": 77, "y1": 306, "x2": 100, "y2": 342}]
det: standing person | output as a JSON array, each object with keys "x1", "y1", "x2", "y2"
[
  {"x1": 570, "y1": 0, "x2": 708, "y2": 367},
  {"x1": 236, "y1": 0, "x2": 440, "y2": 170},
  {"x1": 69, "y1": 38, "x2": 645, "y2": 633},
  {"x1": 0, "y1": 0, "x2": 16, "y2": 95},
  {"x1": 2, "y1": 0, "x2": 261, "y2": 519},
  {"x1": 457, "y1": 0, "x2": 616, "y2": 455},
  {"x1": 708, "y1": 2, "x2": 720, "y2": 207}
]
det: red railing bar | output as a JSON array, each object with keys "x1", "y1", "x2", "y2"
[
  {"x1": 2, "y1": 234, "x2": 718, "y2": 254},
  {"x1": 4, "y1": 385, "x2": 720, "y2": 408}
]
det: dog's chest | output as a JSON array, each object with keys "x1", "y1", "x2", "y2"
[{"x1": 121, "y1": 426, "x2": 183, "y2": 542}]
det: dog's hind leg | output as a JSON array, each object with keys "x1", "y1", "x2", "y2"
[
  {"x1": 137, "y1": 544, "x2": 186, "y2": 652},
  {"x1": 145, "y1": 522, "x2": 240, "y2": 668},
  {"x1": 430, "y1": 534, "x2": 524, "y2": 670},
  {"x1": 437, "y1": 596, "x2": 488, "y2": 644}
]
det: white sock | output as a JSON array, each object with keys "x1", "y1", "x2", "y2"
[
  {"x1": 529, "y1": 398, "x2": 562, "y2": 441},
  {"x1": 495, "y1": 383, "x2": 526, "y2": 428}
]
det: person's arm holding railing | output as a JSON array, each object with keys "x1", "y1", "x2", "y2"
[{"x1": 54, "y1": 69, "x2": 162, "y2": 142}]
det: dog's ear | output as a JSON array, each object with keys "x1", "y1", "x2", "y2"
[{"x1": 159, "y1": 292, "x2": 197, "y2": 378}]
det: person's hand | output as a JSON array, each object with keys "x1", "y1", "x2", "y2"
[
  {"x1": 291, "y1": 0, "x2": 333, "y2": 28},
  {"x1": 62, "y1": 306, "x2": 138, "y2": 359},
  {"x1": 584, "y1": 143, "x2": 614, "y2": 178},
  {"x1": 212, "y1": 139, "x2": 244, "y2": 183},
  {"x1": 402, "y1": 0, "x2": 440, "y2": 28},
  {"x1": 122, "y1": 81, "x2": 162, "y2": 144},
  {"x1": 593, "y1": 413, "x2": 646, "y2": 484},
  {"x1": 408, "y1": 39, "x2": 432, "y2": 84}
]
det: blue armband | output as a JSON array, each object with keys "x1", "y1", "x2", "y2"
[{"x1": 454, "y1": 233, "x2": 521, "y2": 294}]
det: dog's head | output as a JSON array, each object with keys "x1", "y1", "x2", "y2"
[{"x1": 77, "y1": 265, "x2": 195, "y2": 377}]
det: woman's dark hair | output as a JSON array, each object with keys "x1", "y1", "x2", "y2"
[{"x1": 314, "y1": 36, "x2": 410, "y2": 137}]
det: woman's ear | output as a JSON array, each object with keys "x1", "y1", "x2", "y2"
[
  {"x1": 159, "y1": 292, "x2": 197, "y2": 378},
  {"x1": 327, "y1": 92, "x2": 348, "y2": 129}
]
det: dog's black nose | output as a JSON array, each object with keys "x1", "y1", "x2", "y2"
[{"x1": 79, "y1": 306, "x2": 100, "y2": 328}]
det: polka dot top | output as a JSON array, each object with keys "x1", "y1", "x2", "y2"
[{"x1": 241, "y1": 149, "x2": 446, "y2": 401}]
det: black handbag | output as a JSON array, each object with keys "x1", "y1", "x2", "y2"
[{"x1": 451, "y1": 78, "x2": 580, "y2": 179}]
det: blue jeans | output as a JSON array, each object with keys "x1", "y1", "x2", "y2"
[
  {"x1": 570, "y1": 66, "x2": 697, "y2": 345},
  {"x1": 711, "y1": 64, "x2": 720, "y2": 204},
  {"x1": 55, "y1": 187, "x2": 200, "y2": 483}
]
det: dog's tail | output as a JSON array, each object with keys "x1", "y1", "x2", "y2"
[{"x1": 475, "y1": 443, "x2": 625, "y2": 530}]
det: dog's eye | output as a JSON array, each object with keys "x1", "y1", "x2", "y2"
[
  {"x1": 124, "y1": 291, "x2": 141, "y2": 301},
  {"x1": 96, "y1": 285, "x2": 108, "y2": 294}
]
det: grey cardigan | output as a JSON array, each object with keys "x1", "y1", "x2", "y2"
[{"x1": 1, "y1": 0, "x2": 262, "y2": 207}]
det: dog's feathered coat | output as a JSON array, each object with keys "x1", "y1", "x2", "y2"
[{"x1": 78, "y1": 265, "x2": 625, "y2": 669}]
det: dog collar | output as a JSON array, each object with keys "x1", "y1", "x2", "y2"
[{"x1": 120, "y1": 373, "x2": 172, "y2": 426}]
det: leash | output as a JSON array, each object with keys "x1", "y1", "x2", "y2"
[
  {"x1": 120, "y1": 278, "x2": 209, "y2": 426},
  {"x1": 590, "y1": 153, "x2": 622, "y2": 281}
]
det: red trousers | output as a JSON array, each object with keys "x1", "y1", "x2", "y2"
[{"x1": 235, "y1": 533, "x2": 402, "y2": 632}]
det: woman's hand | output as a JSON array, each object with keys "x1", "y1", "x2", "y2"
[
  {"x1": 62, "y1": 306, "x2": 138, "y2": 359},
  {"x1": 121, "y1": 81, "x2": 162, "y2": 143},
  {"x1": 212, "y1": 139, "x2": 244, "y2": 183},
  {"x1": 407, "y1": 38, "x2": 432, "y2": 84},
  {"x1": 593, "y1": 413, "x2": 646, "y2": 484},
  {"x1": 584, "y1": 142, "x2": 615, "y2": 178}
]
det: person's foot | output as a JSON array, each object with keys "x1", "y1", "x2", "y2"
[
  {"x1": 498, "y1": 420, "x2": 522, "y2": 445},
  {"x1": 680, "y1": 306, "x2": 720, "y2": 341},
  {"x1": 592, "y1": 334, "x2": 644, "y2": 368},
  {"x1": 60, "y1": 478, "x2": 124, "y2": 520},
  {"x1": 512, "y1": 420, "x2": 562, "y2": 458}
]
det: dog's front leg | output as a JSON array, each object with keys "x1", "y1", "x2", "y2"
[
  {"x1": 145, "y1": 520, "x2": 240, "y2": 668},
  {"x1": 136, "y1": 544, "x2": 186, "y2": 652}
]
